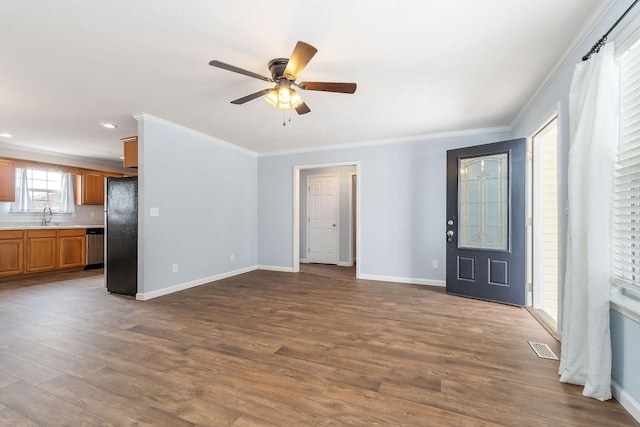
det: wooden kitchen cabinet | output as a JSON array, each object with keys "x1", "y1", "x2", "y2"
[
  {"x1": 0, "y1": 230, "x2": 24, "y2": 277},
  {"x1": 122, "y1": 136, "x2": 138, "y2": 168},
  {"x1": 26, "y1": 229, "x2": 58, "y2": 273},
  {"x1": 58, "y1": 229, "x2": 86, "y2": 269},
  {"x1": 0, "y1": 158, "x2": 16, "y2": 202},
  {"x1": 75, "y1": 170, "x2": 122, "y2": 205},
  {"x1": 81, "y1": 171, "x2": 106, "y2": 205}
]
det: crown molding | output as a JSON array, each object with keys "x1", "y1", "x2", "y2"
[
  {"x1": 258, "y1": 126, "x2": 512, "y2": 158},
  {"x1": 510, "y1": 0, "x2": 618, "y2": 131},
  {"x1": 133, "y1": 113, "x2": 258, "y2": 157},
  {"x1": 0, "y1": 140, "x2": 126, "y2": 172}
]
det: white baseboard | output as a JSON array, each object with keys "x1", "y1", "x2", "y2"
[
  {"x1": 257, "y1": 265, "x2": 295, "y2": 273},
  {"x1": 613, "y1": 381, "x2": 640, "y2": 424},
  {"x1": 358, "y1": 273, "x2": 446, "y2": 287},
  {"x1": 298, "y1": 259, "x2": 351, "y2": 267},
  {"x1": 136, "y1": 265, "x2": 257, "y2": 301}
]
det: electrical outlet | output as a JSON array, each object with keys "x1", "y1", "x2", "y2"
[
  {"x1": 172, "y1": 263, "x2": 178, "y2": 273},
  {"x1": 230, "y1": 254, "x2": 235, "y2": 262},
  {"x1": 150, "y1": 207, "x2": 160, "y2": 217},
  {"x1": 432, "y1": 260, "x2": 438, "y2": 268},
  {"x1": 90, "y1": 211, "x2": 95, "y2": 218}
]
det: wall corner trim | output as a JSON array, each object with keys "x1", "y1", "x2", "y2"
[
  {"x1": 135, "y1": 265, "x2": 258, "y2": 300},
  {"x1": 612, "y1": 381, "x2": 640, "y2": 424}
]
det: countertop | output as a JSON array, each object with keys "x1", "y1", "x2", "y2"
[{"x1": 0, "y1": 224, "x2": 104, "y2": 231}]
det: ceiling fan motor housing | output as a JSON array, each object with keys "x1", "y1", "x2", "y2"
[{"x1": 268, "y1": 58, "x2": 291, "y2": 81}]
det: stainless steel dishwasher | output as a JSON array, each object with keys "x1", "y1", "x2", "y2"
[{"x1": 85, "y1": 228, "x2": 104, "y2": 269}]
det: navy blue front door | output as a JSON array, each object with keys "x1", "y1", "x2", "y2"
[{"x1": 446, "y1": 139, "x2": 526, "y2": 306}]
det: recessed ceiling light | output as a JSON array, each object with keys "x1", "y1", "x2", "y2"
[
  {"x1": 100, "y1": 123, "x2": 117, "y2": 129},
  {"x1": 0, "y1": 133, "x2": 12, "y2": 138}
]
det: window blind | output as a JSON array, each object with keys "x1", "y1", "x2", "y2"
[{"x1": 615, "y1": 43, "x2": 640, "y2": 297}]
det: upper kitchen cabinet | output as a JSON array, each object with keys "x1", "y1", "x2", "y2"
[
  {"x1": 122, "y1": 136, "x2": 138, "y2": 168},
  {"x1": 75, "y1": 170, "x2": 122, "y2": 205},
  {"x1": 0, "y1": 159, "x2": 16, "y2": 202}
]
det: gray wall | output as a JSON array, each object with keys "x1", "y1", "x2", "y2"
[
  {"x1": 258, "y1": 130, "x2": 512, "y2": 283},
  {"x1": 299, "y1": 165, "x2": 356, "y2": 265},
  {"x1": 137, "y1": 114, "x2": 257, "y2": 296},
  {"x1": 511, "y1": 0, "x2": 640, "y2": 411}
]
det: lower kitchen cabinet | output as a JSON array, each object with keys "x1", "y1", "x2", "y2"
[
  {"x1": 58, "y1": 229, "x2": 86, "y2": 269},
  {"x1": 0, "y1": 228, "x2": 89, "y2": 279},
  {"x1": 0, "y1": 230, "x2": 24, "y2": 277},
  {"x1": 26, "y1": 229, "x2": 58, "y2": 273}
]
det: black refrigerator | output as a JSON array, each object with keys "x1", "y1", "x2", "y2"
[{"x1": 105, "y1": 176, "x2": 138, "y2": 296}]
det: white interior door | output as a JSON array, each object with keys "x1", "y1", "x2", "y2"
[{"x1": 308, "y1": 174, "x2": 339, "y2": 264}]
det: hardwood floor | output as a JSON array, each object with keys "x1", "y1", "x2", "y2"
[{"x1": 0, "y1": 266, "x2": 636, "y2": 426}]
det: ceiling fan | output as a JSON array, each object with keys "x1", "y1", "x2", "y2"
[{"x1": 209, "y1": 41, "x2": 357, "y2": 115}]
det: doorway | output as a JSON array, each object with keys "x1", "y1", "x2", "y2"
[
  {"x1": 293, "y1": 162, "x2": 360, "y2": 276},
  {"x1": 531, "y1": 115, "x2": 559, "y2": 330}
]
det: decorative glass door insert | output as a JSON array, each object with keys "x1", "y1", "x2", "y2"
[{"x1": 458, "y1": 153, "x2": 508, "y2": 250}]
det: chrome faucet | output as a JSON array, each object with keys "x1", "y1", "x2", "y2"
[{"x1": 42, "y1": 206, "x2": 52, "y2": 226}]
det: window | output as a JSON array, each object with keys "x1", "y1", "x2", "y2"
[
  {"x1": 615, "y1": 40, "x2": 640, "y2": 301},
  {"x1": 10, "y1": 168, "x2": 75, "y2": 213}
]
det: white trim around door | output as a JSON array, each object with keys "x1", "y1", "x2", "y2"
[{"x1": 293, "y1": 161, "x2": 361, "y2": 277}]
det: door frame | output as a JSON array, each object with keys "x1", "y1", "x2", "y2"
[
  {"x1": 529, "y1": 110, "x2": 560, "y2": 325},
  {"x1": 306, "y1": 173, "x2": 340, "y2": 265},
  {"x1": 349, "y1": 172, "x2": 357, "y2": 266},
  {"x1": 293, "y1": 161, "x2": 361, "y2": 277}
]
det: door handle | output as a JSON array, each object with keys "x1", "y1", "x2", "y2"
[{"x1": 446, "y1": 230, "x2": 454, "y2": 243}]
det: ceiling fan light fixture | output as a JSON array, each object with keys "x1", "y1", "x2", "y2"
[
  {"x1": 264, "y1": 89, "x2": 278, "y2": 107},
  {"x1": 290, "y1": 90, "x2": 304, "y2": 109},
  {"x1": 278, "y1": 86, "x2": 291, "y2": 104}
]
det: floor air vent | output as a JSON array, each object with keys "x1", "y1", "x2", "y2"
[{"x1": 528, "y1": 341, "x2": 559, "y2": 360}]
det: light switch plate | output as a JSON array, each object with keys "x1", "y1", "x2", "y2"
[{"x1": 150, "y1": 207, "x2": 159, "y2": 217}]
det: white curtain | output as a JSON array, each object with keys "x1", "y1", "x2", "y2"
[
  {"x1": 559, "y1": 43, "x2": 619, "y2": 401},
  {"x1": 9, "y1": 169, "x2": 76, "y2": 213},
  {"x1": 59, "y1": 173, "x2": 76, "y2": 213},
  {"x1": 9, "y1": 168, "x2": 31, "y2": 212}
]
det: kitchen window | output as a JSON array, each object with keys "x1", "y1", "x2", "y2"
[{"x1": 10, "y1": 167, "x2": 75, "y2": 213}]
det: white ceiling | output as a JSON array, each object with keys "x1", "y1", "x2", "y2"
[{"x1": 0, "y1": 0, "x2": 612, "y2": 161}]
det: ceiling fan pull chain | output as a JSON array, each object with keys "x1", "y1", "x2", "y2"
[{"x1": 283, "y1": 109, "x2": 286, "y2": 126}]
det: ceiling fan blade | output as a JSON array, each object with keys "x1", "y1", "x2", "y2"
[
  {"x1": 295, "y1": 102, "x2": 311, "y2": 115},
  {"x1": 283, "y1": 41, "x2": 318, "y2": 80},
  {"x1": 230, "y1": 88, "x2": 273, "y2": 105},
  {"x1": 299, "y1": 82, "x2": 357, "y2": 94},
  {"x1": 209, "y1": 60, "x2": 273, "y2": 82}
]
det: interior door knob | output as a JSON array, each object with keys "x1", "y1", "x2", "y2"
[{"x1": 446, "y1": 229, "x2": 454, "y2": 243}]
